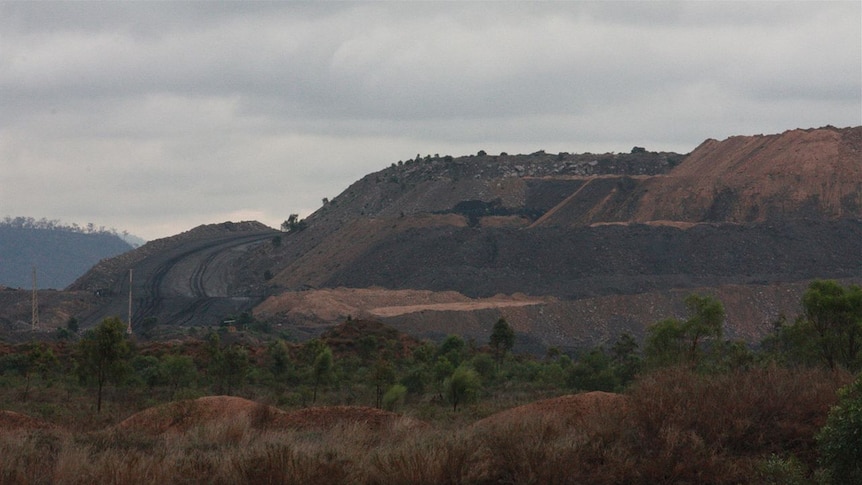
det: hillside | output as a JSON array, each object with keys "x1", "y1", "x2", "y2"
[
  {"x1": 248, "y1": 126, "x2": 861, "y2": 349},
  {"x1": 4, "y1": 126, "x2": 859, "y2": 351},
  {"x1": 630, "y1": 126, "x2": 862, "y2": 223},
  {"x1": 0, "y1": 223, "x2": 133, "y2": 289}
]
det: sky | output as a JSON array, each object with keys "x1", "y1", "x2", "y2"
[{"x1": 1, "y1": 1, "x2": 860, "y2": 241}]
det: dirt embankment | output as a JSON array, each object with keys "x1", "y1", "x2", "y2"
[
  {"x1": 632, "y1": 126, "x2": 862, "y2": 223},
  {"x1": 254, "y1": 287, "x2": 549, "y2": 326},
  {"x1": 0, "y1": 410, "x2": 57, "y2": 433},
  {"x1": 254, "y1": 279, "x2": 859, "y2": 352},
  {"x1": 114, "y1": 396, "x2": 426, "y2": 435},
  {"x1": 6, "y1": 392, "x2": 628, "y2": 436}
]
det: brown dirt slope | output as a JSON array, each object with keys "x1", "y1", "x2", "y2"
[
  {"x1": 115, "y1": 396, "x2": 283, "y2": 434},
  {"x1": 254, "y1": 288, "x2": 548, "y2": 333},
  {"x1": 115, "y1": 396, "x2": 427, "y2": 435},
  {"x1": 632, "y1": 126, "x2": 862, "y2": 223},
  {"x1": 0, "y1": 410, "x2": 57, "y2": 433}
]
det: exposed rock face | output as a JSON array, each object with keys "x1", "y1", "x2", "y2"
[
  {"x1": 251, "y1": 126, "x2": 861, "y2": 349},
  {"x1": 322, "y1": 220, "x2": 862, "y2": 299}
]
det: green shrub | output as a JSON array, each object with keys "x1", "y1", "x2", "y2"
[
  {"x1": 382, "y1": 384, "x2": 407, "y2": 411},
  {"x1": 756, "y1": 454, "x2": 807, "y2": 485},
  {"x1": 817, "y1": 375, "x2": 862, "y2": 484}
]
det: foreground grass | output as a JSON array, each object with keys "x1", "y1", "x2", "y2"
[{"x1": 0, "y1": 366, "x2": 852, "y2": 484}]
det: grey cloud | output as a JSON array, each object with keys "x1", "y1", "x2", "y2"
[{"x1": 0, "y1": 1, "x2": 859, "y2": 240}]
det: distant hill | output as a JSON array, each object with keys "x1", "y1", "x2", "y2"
[
  {"x1": 7, "y1": 126, "x2": 860, "y2": 351},
  {"x1": 0, "y1": 221, "x2": 133, "y2": 289}
]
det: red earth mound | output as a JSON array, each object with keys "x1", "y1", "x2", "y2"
[
  {"x1": 115, "y1": 395, "x2": 284, "y2": 434},
  {"x1": 472, "y1": 391, "x2": 626, "y2": 430},
  {"x1": 115, "y1": 396, "x2": 426, "y2": 435},
  {"x1": 0, "y1": 410, "x2": 56, "y2": 433}
]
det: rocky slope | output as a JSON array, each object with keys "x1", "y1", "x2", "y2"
[{"x1": 250, "y1": 125, "x2": 861, "y2": 349}]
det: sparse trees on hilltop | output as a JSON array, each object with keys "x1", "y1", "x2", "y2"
[
  {"x1": 1, "y1": 215, "x2": 121, "y2": 236},
  {"x1": 281, "y1": 214, "x2": 307, "y2": 232}
]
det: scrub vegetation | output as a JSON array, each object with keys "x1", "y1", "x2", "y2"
[{"x1": 0, "y1": 280, "x2": 860, "y2": 484}]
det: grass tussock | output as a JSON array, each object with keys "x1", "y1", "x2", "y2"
[{"x1": 0, "y1": 366, "x2": 851, "y2": 484}]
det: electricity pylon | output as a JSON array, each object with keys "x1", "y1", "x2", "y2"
[
  {"x1": 127, "y1": 268, "x2": 133, "y2": 334},
  {"x1": 31, "y1": 267, "x2": 39, "y2": 331}
]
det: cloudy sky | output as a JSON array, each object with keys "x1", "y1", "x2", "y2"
[{"x1": 1, "y1": 1, "x2": 860, "y2": 241}]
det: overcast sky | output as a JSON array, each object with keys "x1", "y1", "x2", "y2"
[{"x1": 1, "y1": 1, "x2": 860, "y2": 241}]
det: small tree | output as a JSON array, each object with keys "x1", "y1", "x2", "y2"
[
  {"x1": 644, "y1": 294, "x2": 725, "y2": 369},
  {"x1": 471, "y1": 353, "x2": 496, "y2": 381},
  {"x1": 489, "y1": 318, "x2": 515, "y2": 368},
  {"x1": 445, "y1": 366, "x2": 481, "y2": 412},
  {"x1": 682, "y1": 294, "x2": 725, "y2": 362},
  {"x1": 220, "y1": 345, "x2": 250, "y2": 395},
  {"x1": 281, "y1": 214, "x2": 308, "y2": 233},
  {"x1": 312, "y1": 346, "x2": 333, "y2": 403},
  {"x1": 372, "y1": 358, "x2": 396, "y2": 408},
  {"x1": 567, "y1": 348, "x2": 618, "y2": 392},
  {"x1": 644, "y1": 318, "x2": 687, "y2": 368},
  {"x1": 382, "y1": 384, "x2": 407, "y2": 411},
  {"x1": 764, "y1": 281, "x2": 862, "y2": 370},
  {"x1": 611, "y1": 332, "x2": 642, "y2": 385},
  {"x1": 159, "y1": 354, "x2": 197, "y2": 399},
  {"x1": 14, "y1": 343, "x2": 58, "y2": 402},
  {"x1": 437, "y1": 334, "x2": 467, "y2": 367},
  {"x1": 76, "y1": 317, "x2": 131, "y2": 412},
  {"x1": 802, "y1": 280, "x2": 862, "y2": 370},
  {"x1": 267, "y1": 340, "x2": 292, "y2": 380}
]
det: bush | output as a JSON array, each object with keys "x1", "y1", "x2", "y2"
[
  {"x1": 445, "y1": 366, "x2": 481, "y2": 412},
  {"x1": 756, "y1": 454, "x2": 807, "y2": 485},
  {"x1": 817, "y1": 375, "x2": 862, "y2": 484},
  {"x1": 619, "y1": 366, "x2": 851, "y2": 481},
  {"x1": 382, "y1": 384, "x2": 407, "y2": 411}
]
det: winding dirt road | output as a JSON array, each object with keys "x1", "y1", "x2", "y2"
[{"x1": 79, "y1": 230, "x2": 277, "y2": 329}]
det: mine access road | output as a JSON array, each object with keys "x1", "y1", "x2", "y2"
[{"x1": 79, "y1": 229, "x2": 278, "y2": 330}]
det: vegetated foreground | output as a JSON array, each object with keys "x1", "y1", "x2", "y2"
[
  {"x1": 3, "y1": 278, "x2": 862, "y2": 483},
  {"x1": 0, "y1": 367, "x2": 853, "y2": 484},
  {"x1": 2, "y1": 126, "x2": 861, "y2": 482}
]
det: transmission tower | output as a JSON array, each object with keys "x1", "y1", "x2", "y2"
[
  {"x1": 31, "y1": 267, "x2": 39, "y2": 331},
  {"x1": 127, "y1": 268, "x2": 133, "y2": 334}
]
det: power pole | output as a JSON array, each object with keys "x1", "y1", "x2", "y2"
[
  {"x1": 31, "y1": 267, "x2": 39, "y2": 331},
  {"x1": 127, "y1": 268, "x2": 133, "y2": 334}
]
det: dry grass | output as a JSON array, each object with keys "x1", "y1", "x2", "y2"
[{"x1": 0, "y1": 366, "x2": 851, "y2": 484}]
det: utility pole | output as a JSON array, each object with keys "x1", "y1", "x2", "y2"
[
  {"x1": 127, "y1": 268, "x2": 133, "y2": 334},
  {"x1": 31, "y1": 267, "x2": 39, "y2": 331}
]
